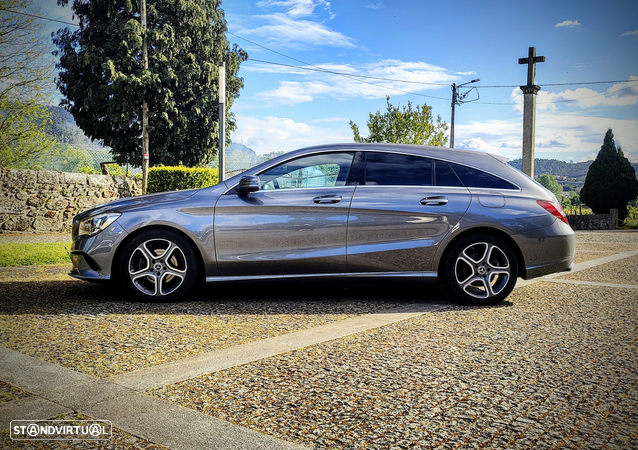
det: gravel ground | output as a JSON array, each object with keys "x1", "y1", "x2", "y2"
[
  {"x1": 560, "y1": 254, "x2": 638, "y2": 285},
  {"x1": 0, "y1": 381, "x2": 31, "y2": 403},
  {"x1": 1, "y1": 230, "x2": 637, "y2": 449},
  {"x1": 0, "y1": 277, "x2": 414, "y2": 378},
  {"x1": 0, "y1": 232, "x2": 70, "y2": 243},
  {"x1": 0, "y1": 411, "x2": 167, "y2": 449},
  {"x1": 150, "y1": 282, "x2": 638, "y2": 449}
]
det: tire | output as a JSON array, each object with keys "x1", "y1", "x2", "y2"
[
  {"x1": 444, "y1": 234, "x2": 518, "y2": 305},
  {"x1": 120, "y1": 229, "x2": 198, "y2": 302}
]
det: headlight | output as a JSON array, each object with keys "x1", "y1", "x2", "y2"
[{"x1": 78, "y1": 212, "x2": 121, "y2": 237}]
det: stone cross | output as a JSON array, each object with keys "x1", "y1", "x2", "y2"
[{"x1": 518, "y1": 47, "x2": 545, "y2": 178}]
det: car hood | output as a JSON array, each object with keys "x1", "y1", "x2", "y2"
[{"x1": 75, "y1": 189, "x2": 201, "y2": 219}]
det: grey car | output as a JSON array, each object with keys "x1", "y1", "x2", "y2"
[{"x1": 70, "y1": 143, "x2": 575, "y2": 305}]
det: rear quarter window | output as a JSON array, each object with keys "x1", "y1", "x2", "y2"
[{"x1": 449, "y1": 162, "x2": 518, "y2": 190}]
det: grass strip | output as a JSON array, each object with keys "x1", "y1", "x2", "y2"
[{"x1": 0, "y1": 242, "x2": 71, "y2": 266}]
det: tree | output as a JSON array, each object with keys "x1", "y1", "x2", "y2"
[
  {"x1": 53, "y1": 0, "x2": 247, "y2": 168},
  {"x1": 580, "y1": 129, "x2": 638, "y2": 221},
  {"x1": 349, "y1": 96, "x2": 448, "y2": 147},
  {"x1": 0, "y1": 0, "x2": 56, "y2": 167},
  {"x1": 537, "y1": 173, "x2": 562, "y2": 198}
]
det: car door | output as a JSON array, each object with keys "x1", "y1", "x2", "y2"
[
  {"x1": 214, "y1": 152, "x2": 356, "y2": 277},
  {"x1": 347, "y1": 152, "x2": 472, "y2": 273}
]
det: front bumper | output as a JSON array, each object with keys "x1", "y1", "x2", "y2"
[{"x1": 69, "y1": 221, "x2": 127, "y2": 282}]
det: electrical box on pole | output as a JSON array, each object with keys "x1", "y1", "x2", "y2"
[{"x1": 450, "y1": 79, "x2": 480, "y2": 148}]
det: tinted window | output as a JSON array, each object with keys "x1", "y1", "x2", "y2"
[
  {"x1": 435, "y1": 160, "x2": 464, "y2": 187},
  {"x1": 449, "y1": 163, "x2": 517, "y2": 190},
  {"x1": 259, "y1": 152, "x2": 354, "y2": 190},
  {"x1": 364, "y1": 153, "x2": 432, "y2": 186}
]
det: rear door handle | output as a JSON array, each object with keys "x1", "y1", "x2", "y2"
[
  {"x1": 420, "y1": 196, "x2": 448, "y2": 206},
  {"x1": 313, "y1": 195, "x2": 342, "y2": 204}
]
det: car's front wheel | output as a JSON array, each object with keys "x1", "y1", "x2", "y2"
[
  {"x1": 120, "y1": 229, "x2": 198, "y2": 302},
  {"x1": 444, "y1": 234, "x2": 518, "y2": 305}
]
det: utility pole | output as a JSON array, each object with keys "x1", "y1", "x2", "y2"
[
  {"x1": 141, "y1": 0, "x2": 149, "y2": 194},
  {"x1": 518, "y1": 47, "x2": 545, "y2": 178},
  {"x1": 450, "y1": 83, "x2": 457, "y2": 149},
  {"x1": 218, "y1": 62, "x2": 226, "y2": 182},
  {"x1": 450, "y1": 79, "x2": 480, "y2": 148}
]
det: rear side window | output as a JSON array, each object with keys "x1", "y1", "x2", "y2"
[
  {"x1": 435, "y1": 160, "x2": 464, "y2": 187},
  {"x1": 449, "y1": 162, "x2": 517, "y2": 190},
  {"x1": 364, "y1": 152, "x2": 432, "y2": 186}
]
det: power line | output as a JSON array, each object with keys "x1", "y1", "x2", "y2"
[
  {"x1": 248, "y1": 58, "x2": 450, "y2": 86},
  {"x1": 244, "y1": 59, "x2": 450, "y2": 101},
  {"x1": 0, "y1": 8, "x2": 78, "y2": 26},
  {"x1": 473, "y1": 82, "x2": 638, "y2": 106},
  {"x1": 4, "y1": 8, "x2": 636, "y2": 106},
  {"x1": 475, "y1": 80, "x2": 637, "y2": 88}
]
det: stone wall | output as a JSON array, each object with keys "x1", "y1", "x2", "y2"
[
  {"x1": 0, "y1": 169, "x2": 142, "y2": 233},
  {"x1": 568, "y1": 209, "x2": 618, "y2": 231}
]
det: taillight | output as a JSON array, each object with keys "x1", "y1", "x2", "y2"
[{"x1": 537, "y1": 200, "x2": 569, "y2": 225}]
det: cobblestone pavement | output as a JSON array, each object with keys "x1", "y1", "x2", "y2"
[
  {"x1": 149, "y1": 282, "x2": 638, "y2": 449},
  {"x1": 0, "y1": 411, "x2": 167, "y2": 450},
  {"x1": 0, "y1": 278, "x2": 412, "y2": 378},
  {"x1": 1, "y1": 231, "x2": 637, "y2": 449}
]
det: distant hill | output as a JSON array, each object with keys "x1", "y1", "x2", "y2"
[
  {"x1": 508, "y1": 158, "x2": 638, "y2": 181},
  {"x1": 45, "y1": 106, "x2": 94, "y2": 148}
]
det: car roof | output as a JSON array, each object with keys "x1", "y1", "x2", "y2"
[
  {"x1": 223, "y1": 142, "x2": 536, "y2": 193},
  {"x1": 294, "y1": 143, "x2": 510, "y2": 165}
]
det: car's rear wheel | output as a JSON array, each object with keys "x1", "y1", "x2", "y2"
[
  {"x1": 120, "y1": 229, "x2": 198, "y2": 302},
  {"x1": 444, "y1": 234, "x2": 518, "y2": 305}
]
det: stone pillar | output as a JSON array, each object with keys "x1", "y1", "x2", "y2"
[
  {"x1": 518, "y1": 47, "x2": 545, "y2": 179},
  {"x1": 521, "y1": 85, "x2": 540, "y2": 178},
  {"x1": 609, "y1": 209, "x2": 618, "y2": 230}
]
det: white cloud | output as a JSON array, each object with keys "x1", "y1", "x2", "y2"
[
  {"x1": 457, "y1": 137, "x2": 511, "y2": 157},
  {"x1": 364, "y1": 2, "x2": 385, "y2": 9},
  {"x1": 231, "y1": 111, "x2": 638, "y2": 164},
  {"x1": 256, "y1": 0, "x2": 334, "y2": 18},
  {"x1": 555, "y1": 20, "x2": 582, "y2": 28},
  {"x1": 231, "y1": 115, "x2": 353, "y2": 154},
  {"x1": 509, "y1": 77, "x2": 638, "y2": 113},
  {"x1": 621, "y1": 30, "x2": 638, "y2": 37},
  {"x1": 454, "y1": 114, "x2": 638, "y2": 163},
  {"x1": 235, "y1": 0, "x2": 353, "y2": 48},
  {"x1": 242, "y1": 13, "x2": 355, "y2": 48},
  {"x1": 242, "y1": 13, "x2": 356, "y2": 48},
  {"x1": 252, "y1": 59, "x2": 458, "y2": 104}
]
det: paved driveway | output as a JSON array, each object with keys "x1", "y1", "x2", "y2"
[{"x1": 1, "y1": 231, "x2": 637, "y2": 449}]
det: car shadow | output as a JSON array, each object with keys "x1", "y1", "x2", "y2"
[{"x1": 0, "y1": 276, "x2": 467, "y2": 316}]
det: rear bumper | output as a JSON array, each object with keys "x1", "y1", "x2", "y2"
[{"x1": 512, "y1": 220, "x2": 575, "y2": 280}]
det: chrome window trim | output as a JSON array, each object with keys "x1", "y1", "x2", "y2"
[{"x1": 221, "y1": 148, "x2": 522, "y2": 194}]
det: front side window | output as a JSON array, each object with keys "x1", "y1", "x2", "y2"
[
  {"x1": 363, "y1": 152, "x2": 433, "y2": 186},
  {"x1": 259, "y1": 152, "x2": 355, "y2": 190}
]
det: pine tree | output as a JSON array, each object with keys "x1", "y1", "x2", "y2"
[
  {"x1": 580, "y1": 129, "x2": 638, "y2": 221},
  {"x1": 53, "y1": 0, "x2": 247, "y2": 167}
]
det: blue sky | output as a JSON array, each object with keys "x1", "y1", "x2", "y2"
[{"x1": 35, "y1": 0, "x2": 638, "y2": 163}]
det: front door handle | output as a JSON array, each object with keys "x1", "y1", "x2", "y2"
[
  {"x1": 420, "y1": 196, "x2": 448, "y2": 206},
  {"x1": 313, "y1": 195, "x2": 342, "y2": 204}
]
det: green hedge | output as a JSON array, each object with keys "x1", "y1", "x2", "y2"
[{"x1": 147, "y1": 165, "x2": 219, "y2": 194}]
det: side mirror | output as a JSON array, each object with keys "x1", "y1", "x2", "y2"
[{"x1": 236, "y1": 175, "x2": 261, "y2": 194}]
